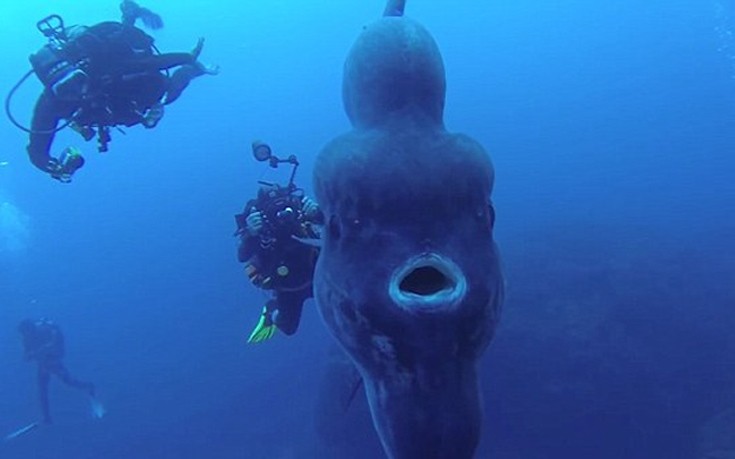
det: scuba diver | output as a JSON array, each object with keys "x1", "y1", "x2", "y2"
[
  {"x1": 235, "y1": 141, "x2": 323, "y2": 343},
  {"x1": 6, "y1": 0, "x2": 219, "y2": 182},
  {"x1": 17, "y1": 318, "x2": 99, "y2": 425}
]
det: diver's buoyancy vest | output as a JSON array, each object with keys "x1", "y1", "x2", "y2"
[
  {"x1": 30, "y1": 22, "x2": 153, "y2": 88},
  {"x1": 29, "y1": 42, "x2": 79, "y2": 93},
  {"x1": 29, "y1": 22, "x2": 165, "y2": 124}
]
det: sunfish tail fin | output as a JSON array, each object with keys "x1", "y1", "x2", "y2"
[{"x1": 383, "y1": 0, "x2": 406, "y2": 17}]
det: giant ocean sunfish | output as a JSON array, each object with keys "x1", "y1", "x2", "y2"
[{"x1": 312, "y1": 1, "x2": 504, "y2": 457}]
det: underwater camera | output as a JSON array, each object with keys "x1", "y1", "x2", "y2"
[
  {"x1": 275, "y1": 206, "x2": 297, "y2": 225},
  {"x1": 59, "y1": 147, "x2": 84, "y2": 173}
]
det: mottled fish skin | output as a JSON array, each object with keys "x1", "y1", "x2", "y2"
[{"x1": 312, "y1": 2, "x2": 504, "y2": 458}]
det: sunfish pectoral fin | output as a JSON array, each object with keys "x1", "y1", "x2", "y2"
[
  {"x1": 342, "y1": 374, "x2": 364, "y2": 413},
  {"x1": 291, "y1": 235, "x2": 322, "y2": 248},
  {"x1": 3, "y1": 422, "x2": 39, "y2": 442},
  {"x1": 383, "y1": 0, "x2": 406, "y2": 17}
]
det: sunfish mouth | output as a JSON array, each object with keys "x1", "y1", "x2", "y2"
[{"x1": 389, "y1": 253, "x2": 467, "y2": 313}]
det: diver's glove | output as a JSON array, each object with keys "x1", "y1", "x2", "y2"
[
  {"x1": 301, "y1": 196, "x2": 319, "y2": 218},
  {"x1": 247, "y1": 306, "x2": 277, "y2": 343},
  {"x1": 142, "y1": 103, "x2": 164, "y2": 129},
  {"x1": 245, "y1": 211, "x2": 264, "y2": 236}
]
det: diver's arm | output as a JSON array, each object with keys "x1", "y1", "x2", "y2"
[
  {"x1": 239, "y1": 207, "x2": 264, "y2": 261},
  {"x1": 238, "y1": 229, "x2": 262, "y2": 263},
  {"x1": 26, "y1": 91, "x2": 67, "y2": 173}
]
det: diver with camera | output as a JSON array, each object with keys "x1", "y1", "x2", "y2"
[
  {"x1": 234, "y1": 141, "x2": 323, "y2": 343},
  {"x1": 6, "y1": 1, "x2": 218, "y2": 182}
]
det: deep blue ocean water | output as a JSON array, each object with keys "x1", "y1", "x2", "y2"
[{"x1": 1, "y1": 1, "x2": 734, "y2": 458}]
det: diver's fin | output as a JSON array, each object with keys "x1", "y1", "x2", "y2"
[
  {"x1": 120, "y1": 1, "x2": 163, "y2": 30},
  {"x1": 137, "y1": 7, "x2": 163, "y2": 30},
  {"x1": 3, "y1": 422, "x2": 39, "y2": 442},
  {"x1": 247, "y1": 323, "x2": 277, "y2": 343},
  {"x1": 90, "y1": 397, "x2": 106, "y2": 419},
  {"x1": 247, "y1": 309, "x2": 277, "y2": 343}
]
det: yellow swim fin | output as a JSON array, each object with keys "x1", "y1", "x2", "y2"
[{"x1": 247, "y1": 307, "x2": 277, "y2": 343}]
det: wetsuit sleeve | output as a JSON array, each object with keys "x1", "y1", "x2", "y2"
[
  {"x1": 237, "y1": 199, "x2": 262, "y2": 262},
  {"x1": 26, "y1": 90, "x2": 72, "y2": 173},
  {"x1": 238, "y1": 234, "x2": 261, "y2": 263}
]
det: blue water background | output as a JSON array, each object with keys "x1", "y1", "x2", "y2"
[{"x1": 0, "y1": 0, "x2": 734, "y2": 457}]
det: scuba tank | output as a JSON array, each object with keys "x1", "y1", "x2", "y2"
[{"x1": 28, "y1": 15, "x2": 89, "y2": 102}]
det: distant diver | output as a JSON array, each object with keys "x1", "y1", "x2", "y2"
[
  {"x1": 17, "y1": 318, "x2": 102, "y2": 425},
  {"x1": 5, "y1": 0, "x2": 219, "y2": 182},
  {"x1": 234, "y1": 141, "x2": 323, "y2": 343},
  {"x1": 311, "y1": 0, "x2": 504, "y2": 457}
]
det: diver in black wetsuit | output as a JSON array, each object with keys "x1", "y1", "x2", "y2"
[
  {"x1": 17, "y1": 318, "x2": 95, "y2": 424},
  {"x1": 22, "y1": 0, "x2": 218, "y2": 182},
  {"x1": 234, "y1": 142, "x2": 324, "y2": 342}
]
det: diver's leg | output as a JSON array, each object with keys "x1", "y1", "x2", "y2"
[
  {"x1": 37, "y1": 367, "x2": 52, "y2": 424},
  {"x1": 51, "y1": 363, "x2": 95, "y2": 396},
  {"x1": 161, "y1": 65, "x2": 199, "y2": 105},
  {"x1": 126, "y1": 38, "x2": 205, "y2": 73},
  {"x1": 130, "y1": 53, "x2": 195, "y2": 72},
  {"x1": 162, "y1": 61, "x2": 219, "y2": 105},
  {"x1": 273, "y1": 289, "x2": 310, "y2": 336}
]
